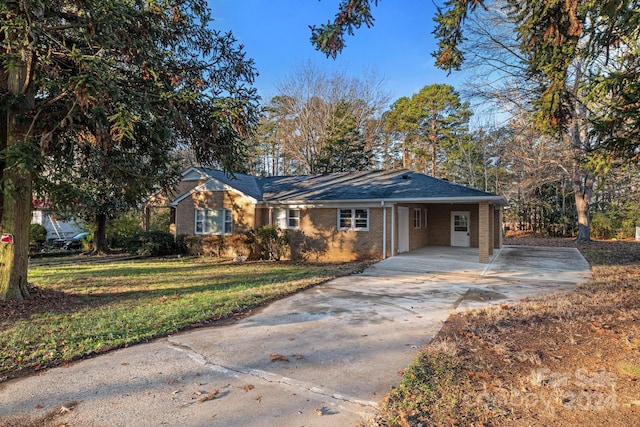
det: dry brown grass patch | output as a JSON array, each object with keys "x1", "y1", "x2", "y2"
[{"x1": 377, "y1": 239, "x2": 640, "y2": 426}]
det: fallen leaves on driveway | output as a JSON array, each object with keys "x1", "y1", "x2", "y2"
[
  {"x1": 269, "y1": 353, "x2": 289, "y2": 362},
  {"x1": 196, "y1": 390, "x2": 219, "y2": 403}
]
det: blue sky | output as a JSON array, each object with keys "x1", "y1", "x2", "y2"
[{"x1": 208, "y1": 0, "x2": 466, "y2": 104}]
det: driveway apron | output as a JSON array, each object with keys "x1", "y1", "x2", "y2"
[{"x1": 0, "y1": 246, "x2": 591, "y2": 426}]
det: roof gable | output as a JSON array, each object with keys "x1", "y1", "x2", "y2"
[
  {"x1": 181, "y1": 167, "x2": 210, "y2": 181},
  {"x1": 197, "y1": 169, "x2": 263, "y2": 200},
  {"x1": 170, "y1": 168, "x2": 261, "y2": 205}
]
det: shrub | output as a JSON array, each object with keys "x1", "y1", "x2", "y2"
[
  {"x1": 591, "y1": 201, "x2": 640, "y2": 240},
  {"x1": 148, "y1": 209, "x2": 171, "y2": 232},
  {"x1": 128, "y1": 231, "x2": 176, "y2": 256},
  {"x1": 246, "y1": 226, "x2": 289, "y2": 260},
  {"x1": 202, "y1": 235, "x2": 225, "y2": 257},
  {"x1": 30, "y1": 223, "x2": 48, "y2": 251},
  {"x1": 225, "y1": 233, "x2": 251, "y2": 258},
  {"x1": 108, "y1": 213, "x2": 144, "y2": 237},
  {"x1": 591, "y1": 212, "x2": 614, "y2": 239},
  {"x1": 108, "y1": 212, "x2": 145, "y2": 250},
  {"x1": 181, "y1": 233, "x2": 251, "y2": 258},
  {"x1": 80, "y1": 234, "x2": 93, "y2": 252},
  {"x1": 180, "y1": 231, "x2": 282, "y2": 260},
  {"x1": 181, "y1": 235, "x2": 203, "y2": 256}
]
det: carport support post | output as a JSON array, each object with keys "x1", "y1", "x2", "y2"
[
  {"x1": 479, "y1": 201, "x2": 491, "y2": 263},
  {"x1": 382, "y1": 201, "x2": 387, "y2": 259},
  {"x1": 495, "y1": 208, "x2": 503, "y2": 249}
]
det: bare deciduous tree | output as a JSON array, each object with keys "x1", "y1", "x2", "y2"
[{"x1": 251, "y1": 62, "x2": 389, "y2": 175}]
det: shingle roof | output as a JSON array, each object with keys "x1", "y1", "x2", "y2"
[{"x1": 194, "y1": 168, "x2": 505, "y2": 204}]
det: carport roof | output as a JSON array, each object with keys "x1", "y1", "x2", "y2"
[{"x1": 192, "y1": 168, "x2": 507, "y2": 206}]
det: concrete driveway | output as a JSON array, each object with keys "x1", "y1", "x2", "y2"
[{"x1": 0, "y1": 246, "x2": 591, "y2": 426}]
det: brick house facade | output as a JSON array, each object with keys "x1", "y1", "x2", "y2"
[{"x1": 148, "y1": 167, "x2": 507, "y2": 263}]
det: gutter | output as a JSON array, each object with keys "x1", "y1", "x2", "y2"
[{"x1": 256, "y1": 195, "x2": 508, "y2": 207}]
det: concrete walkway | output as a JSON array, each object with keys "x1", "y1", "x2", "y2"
[{"x1": 0, "y1": 246, "x2": 591, "y2": 426}]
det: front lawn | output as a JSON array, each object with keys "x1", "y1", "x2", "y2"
[{"x1": 0, "y1": 257, "x2": 368, "y2": 381}]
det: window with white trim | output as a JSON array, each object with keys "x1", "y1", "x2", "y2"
[
  {"x1": 413, "y1": 208, "x2": 421, "y2": 229},
  {"x1": 287, "y1": 209, "x2": 300, "y2": 228},
  {"x1": 195, "y1": 208, "x2": 232, "y2": 235},
  {"x1": 338, "y1": 208, "x2": 369, "y2": 230},
  {"x1": 274, "y1": 208, "x2": 300, "y2": 229}
]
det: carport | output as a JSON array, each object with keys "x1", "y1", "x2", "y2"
[{"x1": 387, "y1": 197, "x2": 506, "y2": 263}]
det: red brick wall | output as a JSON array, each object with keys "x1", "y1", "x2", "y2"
[
  {"x1": 494, "y1": 208, "x2": 503, "y2": 249},
  {"x1": 174, "y1": 191, "x2": 256, "y2": 236},
  {"x1": 286, "y1": 207, "x2": 386, "y2": 262},
  {"x1": 175, "y1": 196, "x2": 503, "y2": 261},
  {"x1": 423, "y1": 204, "x2": 481, "y2": 247},
  {"x1": 479, "y1": 201, "x2": 490, "y2": 262}
]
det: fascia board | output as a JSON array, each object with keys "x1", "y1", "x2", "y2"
[{"x1": 258, "y1": 195, "x2": 507, "y2": 208}]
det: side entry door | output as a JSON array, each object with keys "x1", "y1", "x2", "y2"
[{"x1": 451, "y1": 211, "x2": 471, "y2": 247}]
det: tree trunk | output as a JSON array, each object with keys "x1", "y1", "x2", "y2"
[
  {"x1": 0, "y1": 48, "x2": 34, "y2": 301},
  {"x1": 401, "y1": 134, "x2": 408, "y2": 169},
  {"x1": 0, "y1": 166, "x2": 33, "y2": 301},
  {"x1": 429, "y1": 123, "x2": 437, "y2": 178},
  {"x1": 0, "y1": 71, "x2": 5, "y2": 225},
  {"x1": 431, "y1": 140, "x2": 437, "y2": 178},
  {"x1": 93, "y1": 212, "x2": 109, "y2": 254},
  {"x1": 573, "y1": 164, "x2": 593, "y2": 242},
  {"x1": 571, "y1": 122, "x2": 593, "y2": 241},
  {"x1": 569, "y1": 95, "x2": 593, "y2": 242}
]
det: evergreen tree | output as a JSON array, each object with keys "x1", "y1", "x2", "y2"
[
  {"x1": 0, "y1": 0, "x2": 259, "y2": 300},
  {"x1": 316, "y1": 101, "x2": 372, "y2": 173}
]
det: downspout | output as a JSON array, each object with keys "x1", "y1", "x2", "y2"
[
  {"x1": 266, "y1": 202, "x2": 271, "y2": 226},
  {"x1": 391, "y1": 203, "x2": 395, "y2": 257},
  {"x1": 172, "y1": 205, "x2": 177, "y2": 237},
  {"x1": 382, "y1": 201, "x2": 386, "y2": 259}
]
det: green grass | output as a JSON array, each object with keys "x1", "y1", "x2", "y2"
[
  {"x1": 1, "y1": 257, "x2": 367, "y2": 379},
  {"x1": 619, "y1": 364, "x2": 640, "y2": 378}
]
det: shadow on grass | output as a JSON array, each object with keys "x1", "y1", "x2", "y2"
[
  {"x1": 1, "y1": 259, "x2": 370, "y2": 382},
  {"x1": 6, "y1": 261, "x2": 347, "y2": 323},
  {"x1": 0, "y1": 286, "x2": 93, "y2": 324}
]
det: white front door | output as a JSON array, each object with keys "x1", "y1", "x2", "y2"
[
  {"x1": 398, "y1": 207, "x2": 410, "y2": 253},
  {"x1": 451, "y1": 211, "x2": 471, "y2": 247}
]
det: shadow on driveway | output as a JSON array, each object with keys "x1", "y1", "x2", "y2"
[{"x1": 0, "y1": 246, "x2": 591, "y2": 427}]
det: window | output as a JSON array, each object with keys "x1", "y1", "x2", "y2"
[
  {"x1": 338, "y1": 208, "x2": 369, "y2": 230},
  {"x1": 288, "y1": 209, "x2": 300, "y2": 228},
  {"x1": 195, "y1": 209, "x2": 232, "y2": 235},
  {"x1": 275, "y1": 208, "x2": 300, "y2": 229},
  {"x1": 413, "y1": 208, "x2": 421, "y2": 229},
  {"x1": 454, "y1": 214, "x2": 468, "y2": 232}
]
